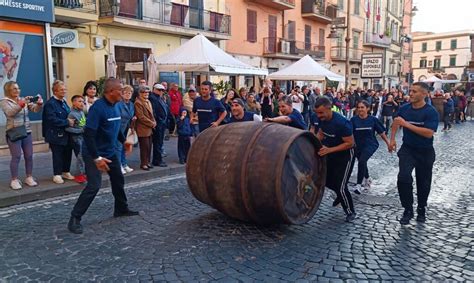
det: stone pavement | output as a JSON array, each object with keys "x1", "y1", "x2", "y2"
[
  {"x1": 0, "y1": 137, "x2": 185, "y2": 208},
  {"x1": 0, "y1": 122, "x2": 473, "y2": 282}
]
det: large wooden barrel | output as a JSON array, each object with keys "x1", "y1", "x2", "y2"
[{"x1": 186, "y1": 122, "x2": 326, "y2": 225}]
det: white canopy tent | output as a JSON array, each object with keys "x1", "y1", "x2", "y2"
[
  {"x1": 422, "y1": 76, "x2": 460, "y2": 90},
  {"x1": 267, "y1": 55, "x2": 344, "y2": 82},
  {"x1": 154, "y1": 34, "x2": 267, "y2": 75}
]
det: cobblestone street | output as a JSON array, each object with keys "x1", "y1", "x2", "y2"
[{"x1": 0, "y1": 122, "x2": 473, "y2": 282}]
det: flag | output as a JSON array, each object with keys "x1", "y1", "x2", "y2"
[
  {"x1": 365, "y1": 0, "x2": 371, "y2": 18},
  {"x1": 376, "y1": 0, "x2": 381, "y2": 21}
]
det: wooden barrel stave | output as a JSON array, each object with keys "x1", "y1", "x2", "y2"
[{"x1": 186, "y1": 122, "x2": 326, "y2": 225}]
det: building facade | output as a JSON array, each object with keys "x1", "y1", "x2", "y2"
[
  {"x1": 320, "y1": 0, "x2": 409, "y2": 90},
  {"x1": 225, "y1": 0, "x2": 336, "y2": 91},
  {"x1": 0, "y1": 0, "x2": 55, "y2": 151},
  {"x1": 412, "y1": 30, "x2": 474, "y2": 82},
  {"x1": 53, "y1": 0, "x2": 230, "y2": 96},
  {"x1": 0, "y1": 0, "x2": 230, "y2": 153}
]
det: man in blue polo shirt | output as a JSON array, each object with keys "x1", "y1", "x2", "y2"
[
  {"x1": 314, "y1": 97, "x2": 356, "y2": 222},
  {"x1": 228, "y1": 98, "x2": 262, "y2": 123},
  {"x1": 191, "y1": 81, "x2": 227, "y2": 132},
  {"x1": 68, "y1": 78, "x2": 138, "y2": 234},
  {"x1": 389, "y1": 82, "x2": 439, "y2": 225},
  {"x1": 265, "y1": 95, "x2": 307, "y2": 130}
]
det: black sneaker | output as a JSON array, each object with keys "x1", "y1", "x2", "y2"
[
  {"x1": 332, "y1": 197, "x2": 341, "y2": 207},
  {"x1": 158, "y1": 162, "x2": 168, "y2": 167},
  {"x1": 114, "y1": 210, "x2": 140, "y2": 218},
  {"x1": 345, "y1": 212, "x2": 357, "y2": 222},
  {"x1": 68, "y1": 216, "x2": 83, "y2": 234},
  {"x1": 399, "y1": 208, "x2": 414, "y2": 225},
  {"x1": 416, "y1": 207, "x2": 426, "y2": 223}
]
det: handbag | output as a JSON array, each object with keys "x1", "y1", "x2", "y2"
[
  {"x1": 6, "y1": 109, "x2": 28, "y2": 142},
  {"x1": 126, "y1": 128, "x2": 138, "y2": 145}
]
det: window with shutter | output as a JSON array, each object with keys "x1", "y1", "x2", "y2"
[
  {"x1": 305, "y1": 25, "x2": 311, "y2": 50},
  {"x1": 288, "y1": 21, "x2": 295, "y2": 40},
  {"x1": 247, "y1": 10, "x2": 257, "y2": 43},
  {"x1": 268, "y1": 15, "x2": 277, "y2": 53}
]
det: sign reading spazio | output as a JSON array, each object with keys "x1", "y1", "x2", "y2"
[{"x1": 361, "y1": 53, "x2": 384, "y2": 78}]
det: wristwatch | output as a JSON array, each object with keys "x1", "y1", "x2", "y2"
[{"x1": 94, "y1": 156, "x2": 103, "y2": 163}]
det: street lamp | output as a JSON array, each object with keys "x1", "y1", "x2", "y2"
[{"x1": 327, "y1": 0, "x2": 351, "y2": 91}]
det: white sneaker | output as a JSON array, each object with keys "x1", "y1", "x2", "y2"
[
  {"x1": 62, "y1": 172, "x2": 75, "y2": 180},
  {"x1": 363, "y1": 177, "x2": 373, "y2": 188},
  {"x1": 10, "y1": 179, "x2": 22, "y2": 190},
  {"x1": 124, "y1": 166, "x2": 134, "y2": 173},
  {"x1": 24, "y1": 176, "x2": 38, "y2": 187},
  {"x1": 352, "y1": 184, "x2": 362, "y2": 195},
  {"x1": 53, "y1": 175, "x2": 65, "y2": 184},
  {"x1": 121, "y1": 166, "x2": 127, "y2": 175}
]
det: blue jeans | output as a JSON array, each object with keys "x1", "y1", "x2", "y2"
[
  {"x1": 71, "y1": 135, "x2": 85, "y2": 175},
  {"x1": 116, "y1": 141, "x2": 128, "y2": 167}
]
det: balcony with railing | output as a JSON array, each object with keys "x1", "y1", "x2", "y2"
[
  {"x1": 301, "y1": 0, "x2": 336, "y2": 24},
  {"x1": 54, "y1": 0, "x2": 98, "y2": 23},
  {"x1": 364, "y1": 33, "x2": 391, "y2": 48},
  {"x1": 263, "y1": 37, "x2": 325, "y2": 59},
  {"x1": 247, "y1": 0, "x2": 295, "y2": 10},
  {"x1": 330, "y1": 46, "x2": 362, "y2": 62},
  {"x1": 99, "y1": 0, "x2": 231, "y2": 39}
]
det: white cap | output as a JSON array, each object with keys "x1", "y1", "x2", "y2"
[{"x1": 153, "y1": 83, "x2": 166, "y2": 90}]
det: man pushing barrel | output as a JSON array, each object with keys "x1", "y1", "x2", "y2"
[{"x1": 313, "y1": 97, "x2": 357, "y2": 222}]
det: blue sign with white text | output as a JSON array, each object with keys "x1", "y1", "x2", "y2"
[{"x1": 0, "y1": 0, "x2": 54, "y2": 23}]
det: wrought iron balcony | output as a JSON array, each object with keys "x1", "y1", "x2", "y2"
[
  {"x1": 364, "y1": 33, "x2": 391, "y2": 48},
  {"x1": 330, "y1": 46, "x2": 362, "y2": 62},
  {"x1": 99, "y1": 0, "x2": 231, "y2": 36},
  {"x1": 247, "y1": 0, "x2": 295, "y2": 10},
  {"x1": 263, "y1": 37, "x2": 325, "y2": 59},
  {"x1": 301, "y1": 0, "x2": 336, "y2": 24},
  {"x1": 55, "y1": 0, "x2": 97, "y2": 13},
  {"x1": 54, "y1": 0, "x2": 98, "y2": 24}
]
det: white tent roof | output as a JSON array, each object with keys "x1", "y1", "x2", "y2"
[
  {"x1": 422, "y1": 76, "x2": 460, "y2": 84},
  {"x1": 267, "y1": 55, "x2": 344, "y2": 82},
  {"x1": 155, "y1": 34, "x2": 267, "y2": 76},
  {"x1": 423, "y1": 76, "x2": 442, "y2": 82}
]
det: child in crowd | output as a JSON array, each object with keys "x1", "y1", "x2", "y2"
[
  {"x1": 177, "y1": 107, "x2": 192, "y2": 164},
  {"x1": 66, "y1": 95, "x2": 87, "y2": 183}
]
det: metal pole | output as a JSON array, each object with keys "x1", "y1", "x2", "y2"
[{"x1": 345, "y1": 0, "x2": 351, "y2": 91}]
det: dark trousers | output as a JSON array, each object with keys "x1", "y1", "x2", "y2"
[
  {"x1": 326, "y1": 148, "x2": 355, "y2": 215},
  {"x1": 152, "y1": 124, "x2": 165, "y2": 164},
  {"x1": 50, "y1": 143, "x2": 73, "y2": 175},
  {"x1": 138, "y1": 136, "x2": 152, "y2": 167},
  {"x1": 71, "y1": 154, "x2": 128, "y2": 219},
  {"x1": 397, "y1": 144, "x2": 435, "y2": 209},
  {"x1": 443, "y1": 113, "x2": 452, "y2": 129},
  {"x1": 454, "y1": 107, "x2": 460, "y2": 123},
  {"x1": 355, "y1": 147, "x2": 375, "y2": 184},
  {"x1": 177, "y1": 136, "x2": 191, "y2": 162}
]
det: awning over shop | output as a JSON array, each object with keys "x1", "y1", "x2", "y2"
[
  {"x1": 267, "y1": 55, "x2": 344, "y2": 82},
  {"x1": 155, "y1": 34, "x2": 268, "y2": 76}
]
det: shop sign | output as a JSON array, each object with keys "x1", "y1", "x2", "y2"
[
  {"x1": 51, "y1": 27, "x2": 79, "y2": 48},
  {"x1": 361, "y1": 53, "x2": 384, "y2": 78},
  {"x1": 0, "y1": 0, "x2": 54, "y2": 23}
]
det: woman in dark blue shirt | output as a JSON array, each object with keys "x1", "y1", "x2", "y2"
[{"x1": 350, "y1": 100, "x2": 390, "y2": 194}]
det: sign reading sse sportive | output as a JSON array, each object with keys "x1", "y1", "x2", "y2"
[
  {"x1": 361, "y1": 53, "x2": 384, "y2": 78},
  {"x1": 0, "y1": 0, "x2": 54, "y2": 22}
]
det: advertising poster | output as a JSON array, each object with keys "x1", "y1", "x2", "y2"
[{"x1": 0, "y1": 23, "x2": 47, "y2": 125}]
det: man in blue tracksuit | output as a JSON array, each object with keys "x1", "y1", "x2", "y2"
[
  {"x1": 68, "y1": 78, "x2": 138, "y2": 234},
  {"x1": 389, "y1": 82, "x2": 439, "y2": 225},
  {"x1": 313, "y1": 97, "x2": 356, "y2": 222}
]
